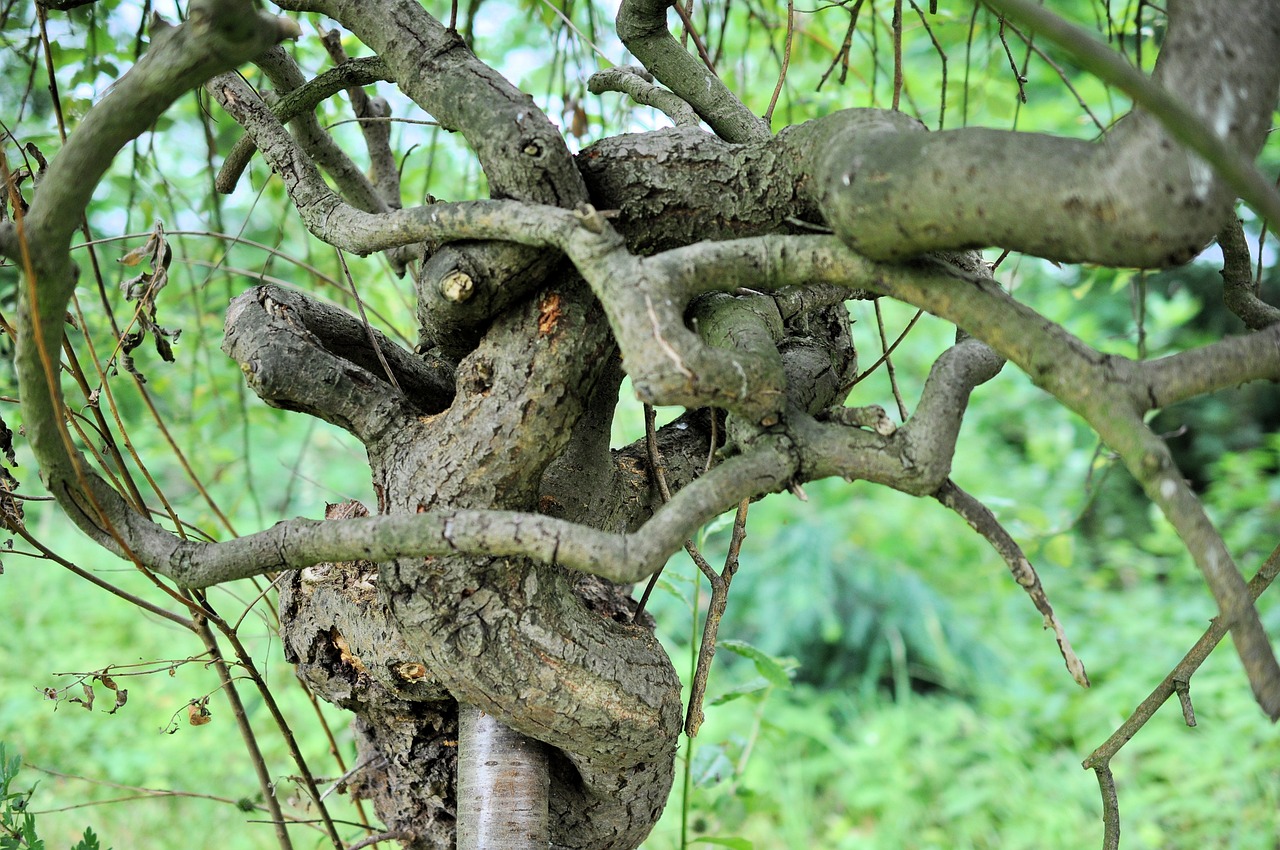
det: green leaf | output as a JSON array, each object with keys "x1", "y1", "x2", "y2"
[
  {"x1": 708, "y1": 676, "x2": 772, "y2": 706},
  {"x1": 717, "y1": 639, "x2": 795, "y2": 688},
  {"x1": 689, "y1": 743, "x2": 733, "y2": 789},
  {"x1": 71, "y1": 826, "x2": 104, "y2": 850},
  {"x1": 692, "y1": 838, "x2": 754, "y2": 850}
]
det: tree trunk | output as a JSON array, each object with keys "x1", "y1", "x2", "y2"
[{"x1": 457, "y1": 706, "x2": 550, "y2": 850}]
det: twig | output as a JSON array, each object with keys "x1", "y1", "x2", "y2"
[
  {"x1": 763, "y1": 0, "x2": 795, "y2": 127},
  {"x1": 934, "y1": 479, "x2": 1089, "y2": 687},
  {"x1": 891, "y1": 0, "x2": 904, "y2": 110},
  {"x1": 873, "y1": 300, "x2": 910, "y2": 421},
  {"x1": 842, "y1": 306, "x2": 923, "y2": 392},
  {"x1": 189, "y1": 602, "x2": 296, "y2": 850},
  {"x1": 671, "y1": 2, "x2": 718, "y2": 75},
  {"x1": 336, "y1": 249, "x2": 402, "y2": 393},
  {"x1": 907, "y1": 1, "x2": 947, "y2": 129},
  {"x1": 994, "y1": 11, "x2": 1029, "y2": 104},
  {"x1": 345, "y1": 829, "x2": 409, "y2": 850},
  {"x1": 1082, "y1": 544, "x2": 1280, "y2": 850},
  {"x1": 633, "y1": 403, "x2": 672, "y2": 619},
  {"x1": 684, "y1": 497, "x2": 750, "y2": 737}
]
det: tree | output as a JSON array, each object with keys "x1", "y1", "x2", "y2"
[{"x1": 2, "y1": 0, "x2": 1278, "y2": 848}]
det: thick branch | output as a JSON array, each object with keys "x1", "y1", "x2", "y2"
[
  {"x1": 615, "y1": 0, "x2": 769, "y2": 143},
  {"x1": 1138, "y1": 322, "x2": 1280, "y2": 409},
  {"x1": 1218, "y1": 217, "x2": 1280, "y2": 330},
  {"x1": 74, "y1": 438, "x2": 796, "y2": 590},
  {"x1": 221, "y1": 285, "x2": 453, "y2": 442},
  {"x1": 15, "y1": 0, "x2": 297, "y2": 581},
  {"x1": 817, "y1": 1, "x2": 1280, "y2": 266},
  {"x1": 986, "y1": 0, "x2": 1280, "y2": 229}
]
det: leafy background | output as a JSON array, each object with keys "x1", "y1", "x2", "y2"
[{"x1": 2, "y1": 1, "x2": 1279, "y2": 848}]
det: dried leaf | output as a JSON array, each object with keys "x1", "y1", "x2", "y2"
[
  {"x1": 116, "y1": 221, "x2": 180, "y2": 380},
  {"x1": 187, "y1": 700, "x2": 212, "y2": 726},
  {"x1": 0, "y1": 414, "x2": 16, "y2": 466}
]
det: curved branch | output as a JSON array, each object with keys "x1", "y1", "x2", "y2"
[
  {"x1": 817, "y1": 2, "x2": 1280, "y2": 265},
  {"x1": 1218, "y1": 217, "x2": 1280, "y2": 330},
  {"x1": 215, "y1": 54, "x2": 392, "y2": 194},
  {"x1": 616, "y1": 0, "x2": 769, "y2": 143},
  {"x1": 793, "y1": 336, "x2": 1004, "y2": 493},
  {"x1": 253, "y1": 48, "x2": 388, "y2": 218},
  {"x1": 276, "y1": 0, "x2": 584, "y2": 205},
  {"x1": 985, "y1": 0, "x2": 1280, "y2": 229},
  {"x1": 588, "y1": 65, "x2": 700, "y2": 128},
  {"x1": 934, "y1": 478, "x2": 1089, "y2": 688},
  {"x1": 221, "y1": 285, "x2": 453, "y2": 442},
  {"x1": 66, "y1": 437, "x2": 796, "y2": 590},
  {"x1": 270, "y1": 0, "x2": 590, "y2": 360},
  {"x1": 616, "y1": 234, "x2": 1280, "y2": 717},
  {"x1": 15, "y1": 0, "x2": 297, "y2": 583}
]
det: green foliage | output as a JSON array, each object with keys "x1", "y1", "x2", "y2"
[
  {"x1": 1, "y1": 744, "x2": 109, "y2": 850},
  {"x1": 716, "y1": 501, "x2": 999, "y2": 697}
]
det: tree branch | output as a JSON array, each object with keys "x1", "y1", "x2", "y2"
[
  {"x1": 319, "y1": 30, "x2": 402, "y2": 210},
  {"x1": 934, "y1": 479, "x2": 1089, "y2": 688},
  {"x1": 221, "y1": 285, "x2": 453, "y2": 443},
  {"x1": 273, "y1": 0, "x2": 589, "y2": 358},
  {"x1": 1082, "y1": 544, "x2": 1280, "y2": 848},
  {"x1": 1217, "y1": 216, "x2": 1280, "y2": 330},
  {"x1": 1137, "y1": 321, "x2": 1280, "y2": 409},
  {"x1": 615, "y1": 0, "x2": 770, "y2": 143},
  {"x1": 792, "y1": 335, "x2": 1003, "y2": 494},
  {"x1": 588, "y1": 65, "x2": 701, "y2": 128},
  {"x1": 817, "y1": 1, "x2": 1280, "y2": 266},
  {"x1": 984, "y1": 0, "x2": 1280, "y2": 228},
  {"x1": 58, "y1": 436, "x2": 795, "y2": 590},
  {"x1": 14, "y1": 0, "x2": 298, "y2": 587},
  {"x1": 215, "y1": 54, "x2": 393, "y2": 195}
]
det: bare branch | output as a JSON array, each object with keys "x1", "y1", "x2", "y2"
[
  {"x1": 58, "y1": 437, "x2": 795, "y2": 590},
  {"x1": 588, "y1": 66, "x2": 701, "y2": 128},
  {"x1": 819, "y1": 2, "x2": 1280, "y2": 266},
  {"x1": 14, "y1": 0, "x2": 298, "y2": 597},
  {"x1": 1218, "y1": 216, "x2": 1280, "y2": 330},
  {"x1": 616, "y1": 0, "x2": 770, "y2": 143},
  {"x1": 221, "y1": 285, "x2": 453, "y2": 442},
  {"x1": 1083, "y1": 544, "x2": 1280, "y2": 846},
  {"x1": 934, "y1": 479, "x2": 1089, "y2": 688},
  {"x1": 320, "y1": 30, "x2": 402, "y2": 209},
  {"x1": 215, "y1": 54, "x2": 393, "y2": 195}
]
